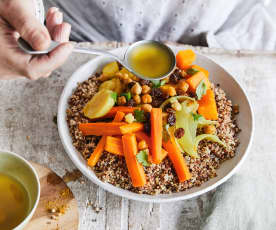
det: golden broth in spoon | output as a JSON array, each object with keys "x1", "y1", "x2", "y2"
[{"x1": 128, "y1": 43, "x2": 173, "y2": 79}]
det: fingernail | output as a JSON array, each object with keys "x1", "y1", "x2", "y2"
[
  {"x1": 51, "y1": 7, "x2": 59, "y2": 12},
  {"x1": 53, "y1": 11, "x2": 63, "y2": 25},
  {"x1": 46, "y1": 7, "x2": 59, "y2": 21}
]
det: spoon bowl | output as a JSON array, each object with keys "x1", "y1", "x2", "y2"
[{"x1": 17, "y1": 38, "x2": 176, "y2": 80}]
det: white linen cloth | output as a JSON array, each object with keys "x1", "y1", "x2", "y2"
[{"x1": 43, "y1": 0, "x2": 276, "y2": 50}]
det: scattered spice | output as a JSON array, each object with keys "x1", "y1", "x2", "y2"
[
  {"x1": 47, "y1": 173, "x2": 63, "y2": 185},
  {"x1": 233, "y1": 104, "x2": 239, "y2": 114},
  {"x1": 62, "y1": 169, "x2": 82, "y2": 183},
  {"x1": 59, "y1": 188, "x2": 73, "y2": 199}
]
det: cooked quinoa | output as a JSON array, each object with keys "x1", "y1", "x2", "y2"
[{"x1": 66, "y1": 73, "x2": 240, "y2": 195}]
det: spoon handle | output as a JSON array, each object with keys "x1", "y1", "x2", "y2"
[{"x1": 72, "y1": 47, "x2": 122, "y2": 62}]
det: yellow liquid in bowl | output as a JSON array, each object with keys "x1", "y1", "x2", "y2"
[
  {"x1": 128, "y1": 43, "x2": 172, "y2": 78},
  {"x1": 0, "y1": 173, "x2": 29, "y2": 230}
]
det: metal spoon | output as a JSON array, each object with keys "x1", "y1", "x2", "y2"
[{"x1": 17, "y1": 38, "x2": 176, "y2": 80}]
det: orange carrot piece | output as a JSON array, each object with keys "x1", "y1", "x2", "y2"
[
  {"x1": 113, "y1": 111, "x2": 125, "y2": 122},
  {"x1": 186, "y1": 71, "x2": 211, "y2": 93},
  {"x1": 135, "y1": 131, "x2": 168, "y2": 161},
  {"x1": 79, "y1": 122, "x2": 126, "y2": 136},
  {"x1": 122, "y1": 134, "x2": 147, "y2": 187},
  {"x1": 103, "y1": 106, "x2": 140, "y2": 118},
  {"x1": 176, "y1": 50, "x2": 196, "y2": 70},
  {"x1": 120, "y1": 122, "x2": 144, "y2": 134},
  {"x1": 191, "y1": 64, "x2": 209, "y2": 78},
  {"x1": 87, "y1": 111, "x2": 125, "y2": 167},
  {"x1": 198, "y1": 89, "x2": 218, "y2": 120},
  {"x1": 105, "y1": 136, "x2": 124, "y2": 156},
  {"x1": 150, "y1": 108, "x2": 163, "y2": 164},
  {"x1": 163, "y1": 139, "x2": 191, "y2": 182},
  {"x1": 87, "y1": 136, "x2": 107, "y2": 167}
]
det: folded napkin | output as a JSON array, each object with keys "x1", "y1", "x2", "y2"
[{"x1": 207, "y1": 3, "x2": 276, "y2": 50}]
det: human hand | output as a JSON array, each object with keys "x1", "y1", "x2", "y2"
[{"x1": 0, "y1": 0, "x2": 73, "y2": 80}]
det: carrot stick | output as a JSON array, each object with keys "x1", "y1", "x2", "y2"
[
  {"x1": 135, "y1": 131, "x2": 168, "y2": 162},
  {"x1": 104, "y1": 136, "x2": 124, "y2": 156},
  {"x1": 186, "y1": 71, "x2": 211, "y2": 93},
  {"x1": 79, "y1": 122, "x2": 126, "y2": 136},
  {"x1": 87, "y1": 136, "x2": 107, "y2": 167},
  {"x1": 120, "y1": 122, "x2": 144, "y2": 134},
  {"x1": 163, "y1": 139, "x2": 191, "y2": 182},
  {"x1": 191, "y1": 64, "x2": 209, "y2": 78},
  {"x1": 176, "y1": 50, "x2": 196, "y2": 70},
  {"x1": 103, "y1": 106, "x2": 140, "y2": 118},
  {"x1": 87, "y1": 111, "x2": 125, "y2": 167},
  {"x1": 198, "y1": 89, "x2": 218, "y2": 120},
  {"x1": 113, "y1": 111, "x2": 125, "y2": 122},
  {"x1": 150, "y1": 108, "x2": 163, "y2": 164},
  {"x1": 122, "y1": 134, "x2": 147, "y2": 187}
]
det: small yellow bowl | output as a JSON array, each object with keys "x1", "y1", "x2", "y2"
[{"x1": 0, "y1": 151, "x2": 40, "y2": 230}]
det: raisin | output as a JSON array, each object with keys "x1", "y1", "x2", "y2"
[
  {"x1": 126, "y1": 98, "x2": 136, "y2": 107},
  {"x1": 151, "y1": 88, "x2": 166, "y2": 107},
  {"x1": 167, "y1": 113, "x2": 176, "y2": 126},
  {"x1": 144, "y1": 112, "x2": 151, "y2": 120},
  {"x1": 127, "y1": 82, "x2": 136, "y2": 89},
  {"x1": 169, "y1": 69, "x2": 182, "y2": 84},
  {"x1": 150, "y1": 88, "x2": 163, "y2": 98},
  {"x1": 174, "y1": 128, "x2": 185, "y2": 138},
  {"x1": 140, "y1": 79, "x2": 150, "y2": 86},
  {"x1": 144, "y1": 121, "x2": 151, "y2": 135}
]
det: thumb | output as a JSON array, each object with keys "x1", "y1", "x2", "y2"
[{"x1": 1, "y1": 0, "x2": 51, "y2": 50}]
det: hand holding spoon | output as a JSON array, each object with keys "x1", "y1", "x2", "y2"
[{"x1": 17, "y1": 38, "x2": 176, "y2": 80}]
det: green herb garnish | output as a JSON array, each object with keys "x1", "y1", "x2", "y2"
[
  {"x1": 196, "y1": 80, "x2": 207, "y2": 100},
  {"x1": 136, "y1": 150, "x2": 150, "y2": 166},
  {"x1": 121, "y1": 92, "x2": 131, "y2": 101},
  {"x1": 191, "y1": 113, "x2": 203, "y2": 121},
  {"x1": 151, "y1": 79, "x2": 166, "y2": 88},
  {"x1": 134, "y1": 109, "x2": 146, "y2": 122},
  {"x1": 111, "y1": 92, "x2": 118, "y2": 103},
  {"x1": 186, "y1": 68, "x2": 199, "y2": 75}
]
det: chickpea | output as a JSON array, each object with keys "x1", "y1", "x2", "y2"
[
  {"x1": 133, "y1": 95, "x2": 141, "y2": 104},
  {"x1": 115, "y1": 72, "x2": 123, "y2": 78},
  {"x1": 118, "y1": 96, "x2": 126, "y2": 105},
  {"x1": 138, "y1": 140, "x2": 148, "y2": 150},
  {"x1": 142, "y1": 85, "x2": 151, "y2": 94},
  {"x1": 180, "y1": 70, "x2": 188, "y2": 78},
  {"x1": 123, "y1": 78, "x2": 133, "y2": 84},
  {"x1": 141, "y1": 104, "x2": 152, "y2": 113},
  {"x1": 172, "y1": 101, "x2": 182, "y2": 111},
  {"x1": 178, "y1": 80, "x2": 189, "y2": 92},
  {"x1": 204, "y1": 125, "x2": 216, "y2": 135},
  {"x1": 131, "y1": 83, "x2": 142, "y2": 95},
  {"x1": 167, "y1": 86, "x2": 176, "y2": 97},
  {"x1": 142, "y1": 94, "x2": 152, "y2": 103}
]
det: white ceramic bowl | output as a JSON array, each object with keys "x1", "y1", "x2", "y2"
[{"x1": 58, "y1": 46, "x2": 254, "y2": 203}]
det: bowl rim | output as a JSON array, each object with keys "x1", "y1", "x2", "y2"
[
  {"x1": 0, "y1": 150, "x2": 41, "y2": 229},
  {"x1": 57, "y1": 46, "x2": 255, "y2": 203}
]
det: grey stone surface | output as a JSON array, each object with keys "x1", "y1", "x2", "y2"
[{"x1": 0, "y1": 42, "x2": 270, "y2": 229}]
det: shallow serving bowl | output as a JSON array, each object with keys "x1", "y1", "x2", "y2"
[
  {"x1": 0, "y1": 151, "x2": 40, "y2": 229},
  {"x1": 58, "y1": 46, "x2": 254, "y2": 203}
]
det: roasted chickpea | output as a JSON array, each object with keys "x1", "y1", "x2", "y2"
[
  {"x1": 138, "y1": 140, "x2": 148, "y2": 150},
  {"x1": 131, "y1": 83, "x2": 142, "y2": 95},
  {"x1": 204, "y1": 125, "x2": 216, "y2": 134},
  {"x1": 118, "y1": 96, "x2": 127, "y2": 105},
  {"x1": 141, "y1": 104, "x2": 152, "y2": 113},
  {"x1": 167, "y1": 86, "x2": 177, "y2": 97},
  {"x1": 123, "y1": 78, "x2": 133, "y2": 84},
  {"x1": 178, "y1": 80, "x2": 189, "y2": 92},
  {"x1": 142, "y1": 85, "x2": 151, "y2": 94},
  {"x1": 133, "y1": 95, "x2": 141, "y2": 104},
  {"x1": 142, "y1": 94, "x2": 152, "y2": 104},
  {"x1": 172, "y1": 101, "x2": 182, "y2": 111}
]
